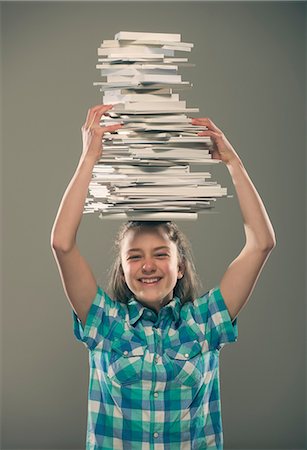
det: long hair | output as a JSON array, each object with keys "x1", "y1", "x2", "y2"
[{"x1": 107, "y1": 221, "x2": 202, "y2": 305}]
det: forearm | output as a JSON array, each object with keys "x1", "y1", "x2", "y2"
[
  {"x1": 51, "y1": 155, "x2": 96, "y2": 251},
  {"x1": 226, "y1": 157, "x2": 276, "y2": 250}
]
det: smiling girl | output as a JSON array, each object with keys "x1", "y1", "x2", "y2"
[{"x1": 51, "y1": 104, "x2": 276, "y2": 449}]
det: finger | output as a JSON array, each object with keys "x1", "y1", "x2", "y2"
[
  {"x1": 197, "y1": 130, "x2": 220, "y2": 138},
  {"x1": 192, "y1": 117, "x2": 221, "y2": 133},
  {"x1": 88, "y1": 105, "x2": 115, "y2": 129},
  {"x1": 101, "y1": 123, "x2": 123, "y2": 133},
  {"x1": 85, "y1": 104, "x2": 114, "y2": 129},
  {"x1": 85, "y1": 104, "x2": 109, "y2": 126},
  {"x1": 191, "y1": 117, "x2": 207, "y2": 126}
]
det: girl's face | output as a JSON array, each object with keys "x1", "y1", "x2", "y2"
[{"x1": 120, "y1": 227, "x2": 184, "y2": 312}]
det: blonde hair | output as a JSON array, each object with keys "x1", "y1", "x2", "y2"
[{"x1": 107, "y1": 221, "x2": 202, "y2": 305}]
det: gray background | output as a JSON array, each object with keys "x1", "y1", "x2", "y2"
[{"x1": 1, "y1": 1, "x2": 306, "y2": 449}]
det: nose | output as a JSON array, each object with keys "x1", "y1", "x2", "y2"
[{"x1": 142, "y1": 258, "x2": 157, "y2": 273}]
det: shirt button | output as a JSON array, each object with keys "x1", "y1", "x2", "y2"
[
  {"x1": 123, "y1": 350, "x2": 129, "y2": 356},
  {"x1": 153, "y1": 432, "x2": 159, "y2": 438},
  {"x1": 184, "y1": 353, "x2": 189, "y2": 358},
  {"x1": 154, "y1": 392, "x2": 159, "y2": 398}
]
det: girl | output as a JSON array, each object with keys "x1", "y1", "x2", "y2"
[{"x1": 51, "y1": 104, "x2": 276, "y2": 449}]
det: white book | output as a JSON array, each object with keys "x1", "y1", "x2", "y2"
[
  {"x1": 106, "y1": 74, "x2": 182, "y2": 83},
  {"x1": 91, "y1": 175, "x2": 212, "y2": 183},
  {"x1": 96, "y1": 57, "x2": 165, "y2": 63},
  {"x1": 95, "y1": 81, "x2": 191, "y2": 90},
  {"x1": 164, "y1": 58, "x2": 188, "y2": 63},
  {"x1": 129, "y1": 150, "x2": 210, "y2": 157},
  {"x1": 108, "y1": 114, "x2": 190, "y2": 123},
  {"x1": 100, "y1": 40, "x2": 118, "y2": 47},
  {"x1": 98, "y1": 47, "x2": 174, "y2": 57},
  {"x1": 97, "y1": 64, "x2": 179, "y2": 70},
  {"x1": 86, "y1": 30, "x2": 230, "y2": 220},
  {"x1": 100, "y1": 39, "x2": 193, "y2": 49},
  {"x1": 108, "y1": 195, "x2": 217, "y2": 203},
  {"x1": 124, "y1": 203, "x2": 213, "y2": 209},
  {"x1": 127, "y1": 155, "x2": 213, "y2": 162},
  {"x1": 93, "y1": 165, "x2": 190, "y2": 174},
  {"x1": 131, "y1": 41, "x2": 193, "y2": 50},
  {"x1": 110, "y1": 87, "x2": 173, "y2": 95},
  {"x1": 120, "y1": 137, "x2": 210, "y2": 143},
  {"x1": 99, "y1": 212, "x2": 198, "y2": 221},
  {"x1": 112, "y1": 187, "x2": 227, "y2": 196},
  {"x1": 169, "y1": 137, "x2": 210, "y2": 142},
  {"x1": 101, "y1": 68, "x2": 178, "y2": 77},
  {"x1": 98, "y1": 157, "x2": 220, "y2": 165},
  {"x1": 97, "y1": 58, "x2": 193, "y2": 67},
  {"x1": 103, "y1": 125, "x2": 204, "y2": 133},
  {"x1": 130, "y1": 200, "x2": 212, "y2": 206},
  {"x1": 94, "y1": 81, "x2": 143, "y2": 88},
  {"x1": 111, "y1": 107, "x2": 198, "y2": 114},
  {"x1": 160, "y1": 44, "x2": 192, "y2": 52},
  {"x1": 119, "y1": 125, "x2": 205, "y2": 132},
  {"x1": 110, "y1": 101, "x2": 186, "y2": 110},
  {"x1": 114, "y1": 43, "x2": 191, "y2": 53},
  {"x1": 103, "y1": 93, "x2": 180, "y2": 102},
  {"x1": 114, "y1": 31, "x2": 181, "y2": 42}
]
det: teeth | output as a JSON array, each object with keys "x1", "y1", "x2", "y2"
[{"x1": 140, "y1": 278, "x2": 160, "y2": 284}]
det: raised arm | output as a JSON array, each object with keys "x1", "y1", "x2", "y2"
[
  {"x1": 192, "y1": 117, "x2": 276, "y2": 320},
  {"x1": 50, "y1": 104, "x2": 122, "y2": 327}
]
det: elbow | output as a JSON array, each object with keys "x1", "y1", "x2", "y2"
[
  {"x1": 264, "y1": 243, "x2": 276, "y2": 253},
  {"x1": 262, "y1": 236, "x2": 277, "y2": 252},
  {"x1": 267, "y1": 230, "x2": 277, "y2": 251},
  {"x1": 51, "y1": 241, "x2": 75, "y2": 254},
  {"x1": 246, "y1": 234, "x2": 277, "y2": 253},
  {"x1": 50, "y1": 233, "x2": 75, "y2": 254},
  {"x1": 266, "y1": 224, "x2": 277, "y2": 250}
]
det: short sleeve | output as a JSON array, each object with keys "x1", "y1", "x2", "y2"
[
  {"x1": 193, "y1": 285, "x2": 238, "y2": 351},
  {"x1": 72, "y1": 285, "x2": 118, "y2": 351}
]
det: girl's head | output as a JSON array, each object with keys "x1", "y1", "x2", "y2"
[{"x1": 107, "y1": 221, "x2": 202, "y2": 311}]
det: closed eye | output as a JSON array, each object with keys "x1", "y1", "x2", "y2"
[{"x1": 128, "y1": 253, "x2": 169, "y2": 260}]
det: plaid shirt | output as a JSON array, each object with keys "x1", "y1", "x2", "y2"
[{"x1": 73, "y1": 285, "x2": 238, "y2": 450}]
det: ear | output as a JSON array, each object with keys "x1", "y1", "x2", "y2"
[
  {"x1": 119, "y1": 264, "x2": 126, "y2": 280},
  {"x1": 177, "y1": 262, "x2": 185, "y2": 279}
]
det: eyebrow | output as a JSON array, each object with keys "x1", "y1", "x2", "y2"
[{"x1": 127, "y1": 246, "x2": 170, "y2": 253}]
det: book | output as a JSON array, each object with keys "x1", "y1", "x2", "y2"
[
  {"x1": 98, "y1": 212, "x2": 199, "y2": 221},
  {"x1": 114, "y1": 31, "x2": 181, "y2": 42},
  {"x1": 105, "y1": 74, "x2": 182, "y2": 83},
  {"x1": 98, "y1": 46, "x2": 175, "y2": 57},
  {"x1": 84, "y1": 31, "x2": 229, "y2": 220}
]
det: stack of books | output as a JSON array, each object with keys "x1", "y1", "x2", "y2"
[{"x1": 84, "y1": 31, "x2": 228, "y2": 221}]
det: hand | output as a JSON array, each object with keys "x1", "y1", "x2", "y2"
[
  {"x1": 81, "y1": 104, "x2": 123, "y2": 163},
  {"x1": 191, "y1": 117, "x2": 240, "y2": 165}
]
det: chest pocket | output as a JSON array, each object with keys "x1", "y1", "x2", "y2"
[
  {"x1": 107, "y1": 338, "x2": 147, "y2": 385},
  {"x1": 165, "y1": 340, "x2": 204, "y2": 387}
]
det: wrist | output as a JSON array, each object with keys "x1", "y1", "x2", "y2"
[
  {"x1": 78, "y1": 153, "x2": 98, "y2": 170},
  {"x1": 226, "y1": 155, "x2": 243, "y2": 170}
]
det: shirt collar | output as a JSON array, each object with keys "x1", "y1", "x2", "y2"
[{"x1": 127, "y1": 295, "x2": 182, "y2": 326}]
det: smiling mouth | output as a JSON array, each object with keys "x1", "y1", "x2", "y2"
[{"x1": 139, "y1": 278, "x2": 162, "y2": 285}]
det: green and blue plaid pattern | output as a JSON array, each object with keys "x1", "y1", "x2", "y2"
[{"x1": 73, "y1": 285, "x2": 238, "y2": 449}]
